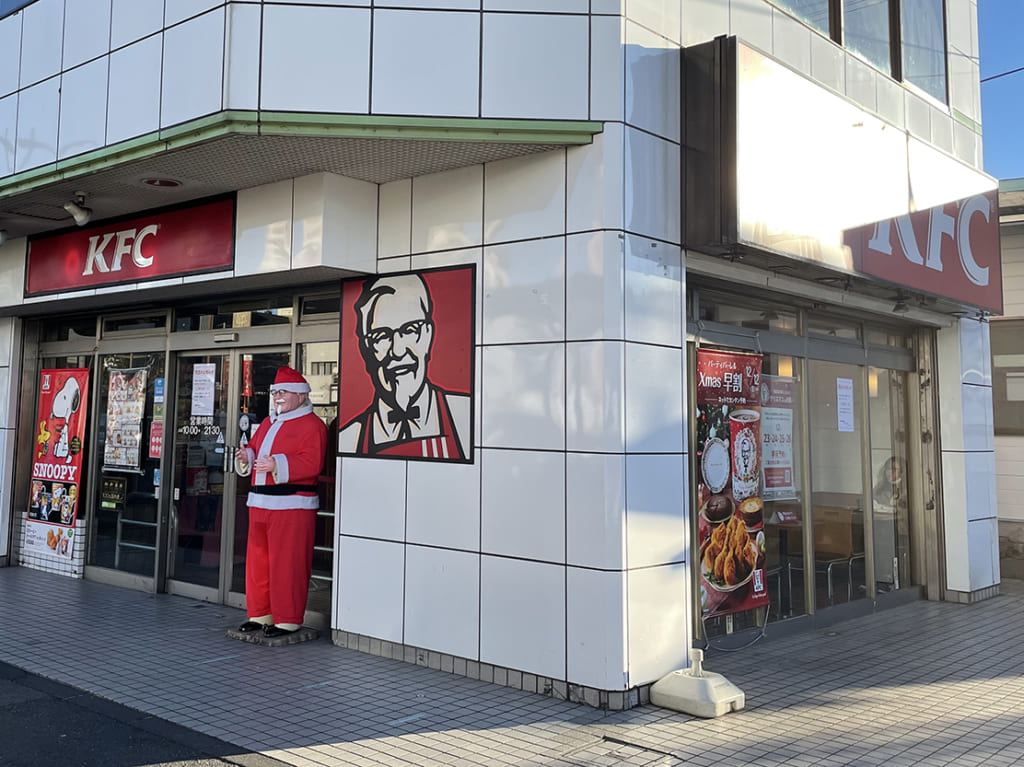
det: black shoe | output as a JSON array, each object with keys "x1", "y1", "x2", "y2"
[
  {"x1": 238, "y1": 621, "x2": 264, "y2": 633},
  {"x1": 263, "y1": 625, "x2": 300, "y2": 638}
]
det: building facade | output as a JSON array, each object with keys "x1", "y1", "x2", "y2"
[{"x1": 0, "y1": 0, "x2": 1001, "y2": 708}]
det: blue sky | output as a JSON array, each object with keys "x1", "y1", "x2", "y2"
[{"x1": 979, "y1": 0, "x2": 1024, "y2": 181}]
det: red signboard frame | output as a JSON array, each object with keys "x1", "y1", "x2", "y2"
[{"x1": 26, "y1": 195, "x2": 236, "y2": 296}]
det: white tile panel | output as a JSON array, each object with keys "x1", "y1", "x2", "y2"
[
  {"x1": 273, "y1": 0, "x2": 369, "y2": 4},
  {"x1": 0, "y1": 95, "x2": 18, "y2": 176},
  {"x1": 63, "y1": 0, "x2": 112, "y2": 70},
  {"x1": 111, "y1": 0, "x2": 165, "y2": 50},
  {"x1": 941, "y1": 449, "x2": 968, "y2": 590},
  {"x1": 107, "y1": 35, "x2": 162, "y2": 145},
  {"x1": 953, "y1": 121, "x2": 980, "y2": 168},
  {"x1": 482, "y1": 237, "x2": 565, "y2": 345},
  {"x1": 336, "y1": 536, "x2": 405, "y2": 641},
  {"x1": 566, "y1": 452, "x2": 626, "y2": 569},
  {"x1": 410, "y1": 246, "x2": 484, "y2": 346},
  {"x1": 625, "y1": 0, "x2": 680, "y2": 44},
  {"x1": 234, "y1": 180, "x2": 293, "y2": 277},
  {"x1": 624, "y1": 235, "x2": 681, "y2": 346},
  {"x1": 729, "y1": 0, "x2": 772, "y2": 53},
  {"x1": 625, "y1": 453, "x2": 685, "y2": 568},
  {"x1": 484, "y1": 151, "x2": 566, "y2": 245},
  {"x1": 771, "y1": 7, "x2": 811, "y2": 75},
  {"x1": 961, "y1": 383, "x2": 994, "y2": 453},
  {"x1": 224, "y1": 2, "x2": 260, "y2": 110},
  {"x1": 566, "y1": 231, "x2": 624, "y2": 342},
  {"x1": 967, "y1": 517, "x2": 999, "y2": 590},
  {"x1": 566, "y1": 124, "x2": 624, "y2": 234},
  {"x1": 19, "y1": 0, "x2": 63, "y2": 88},
  {"x1": 0, "y1": 368, "x2": 9, "y2": 429},
  {"x1": 481, "y1": 344, "x2": 565, "y2": 450},
  {"x1": 404, "y1": 545, "x2": 479, "y2": 659},
  {"x1": 382, "y1": 0, "x2": 476, "y2": 8},
  {"x1": 480, "y1": 556, "x2": 565, "y2": 679},
  {"x1": 845, "y1": 52, "x2": 877, "y2": 114},
  {"x1": 260, "y1": 5, "x2": 370, "y2": 113},
  {"x1": 624, "y1": 20, "x2": 680, "y2": 142},
  {"x1": 905, "y1": 90, "x2": 930, "y2": 141},
  {"x1": 681, "y1": 0, "x2": 727, "y2": 46},
  {"x1": 809, "y1": 32, "x2": 843, "y2": 93},
  {"x1": 306, "y1": 173, "x2": 378, "y2": 272},
  {"x1": 0, "y1": 13, "x2": 22, "y2": 98},
  {"x1": 485, "y1": 0, "x2": 588, "y2": 10},
  {"x1": 339, "y1": 456, "x2": 407, "y2": 541},
  {"x1": 481, "y1": 449, "x2": 565, "y2": 562},
  {"x1": 481, "y1": 13, "x2": 589, "y2": 119},
  {"x1": 624, "y1": 127, "x2": 680, "y2": 243},
  {"x1": 0, "y1": 318, "x2": 15, "y2": 366},
  {"x1": 946, "y1": 0, "x2": 973, "y2": 58},
  {"x1": 411, "y1": 165, "x2": 483, "y2": 253},
  {"x1": 406, "y1": 454, "x2": 481, "y2": 551},
  {"x1": 930, "y1": 109, "x2": 953, "y2": 155},
  {"x1": 567, "y1": 567, "x2": 628, "y2": 690},
  {"x1": 965, "y1": 450, "x2": 997, "y2": 522},
  {"x1": 165, "y1": 0, "x2": 223, "y2": 26},
  {"x1": 15, "y1": 77, "x2": 59, "y2": 173},
  {"x1": 949, "y1": 48, "x2": 978, "y2": 124},
  {"x1": 162, "y1": 8, "x2": 225, "y2": 128},
  {"x1": 372, "y1": 10, "x2": 479, "y2": 117},
  {"x1": 58, "y1": 59, "x2": 109, "y2": 160},
  {"x1": 624, "y1": 342, "x2": 683, "y2": 453},
  {"x1": 592, "y1": 0, "x2": 621, "y2": 12},
  {"x1": 876, "y1": 75, "x2": 905, "y2": 129},
  {"x1": 378, "y1": 179, "x2": 412, "y2": 259},
  {"x1": 566, "y1": 341, "x2": 624, "y2": 453},
  {"x1": 626, "y1": 562, "x2": 689, "y2": 685},
  {"x1": 590, "y1": 14, "x2": 624, "y2": 122}
]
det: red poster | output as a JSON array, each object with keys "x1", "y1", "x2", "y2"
[
  {"x1": 695, "y1": 349, "x2": 768, "y2": 619},
  {"x1": 337, "y1": 265, "x2": 475, "y2": 463},
  {"x1": 149, "y1": 421, "x2": 164, "y2": 460},
  {"x1": 25, "y1": 369, "x2": 90, "y2": 560}
]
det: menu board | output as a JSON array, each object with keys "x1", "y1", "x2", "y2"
[
  {"x1": 761, "y1": 375, "x2": 797, "y2": 501},
  {"x1": 103, "y1": 367, "x2": 148, "y2": 472},
  {"x1": 695, "y1": 349, "x2": 769, "y2": 620}
]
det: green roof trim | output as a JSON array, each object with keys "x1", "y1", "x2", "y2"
[{"x1": 0, "y1": 111, "x2": 603, "y2": 198}]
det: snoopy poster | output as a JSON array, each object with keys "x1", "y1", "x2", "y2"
[{"x1": 25, "y1": 368, "x2": 90, "y2": 560}]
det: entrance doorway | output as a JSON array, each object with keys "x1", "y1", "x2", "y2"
[{"x1": 166, "y1": 349, "x2": 289, "y2": 609}]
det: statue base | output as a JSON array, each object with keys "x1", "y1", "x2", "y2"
[{"x1": 226, "y1": 625, "x2": 320, "y2": 647}]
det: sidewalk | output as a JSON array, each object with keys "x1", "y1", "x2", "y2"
[{"x1": 2, "y1": 566, "x2": 1023, "y2": 767}]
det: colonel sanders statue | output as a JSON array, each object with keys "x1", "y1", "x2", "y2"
[{"x1": 234, "y1": 367, "x2": 327, "y2": 638}]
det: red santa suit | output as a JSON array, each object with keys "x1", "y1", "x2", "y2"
[{"x1": 236, "y1": 369, "x2": 327, "y2": 628}]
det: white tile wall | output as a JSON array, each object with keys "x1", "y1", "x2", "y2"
[
  {"x1": 384, "y1": 0, "x2": 476, "y2": 8},
  {"x1": 0, "y1": 368, "x2": 9, "y2": 429},
  {"x1": 625, "y1": 453, "x2": 686, "y2": 569},
  {"x1": 771, "y1": 7, "x2": 812, "y2": 75},
  {"x1": 959, "y1": 316, "x2": 992, "y2": 386},
  {"x1": 626, "y1": 0, "x2": 681, "y2": 44},
  {"x1": 485, "y1": 0, "x2": 588, "y2": 10},
  {"x1": 406, "y1": 454, "x2": 481, "y2": 551},
  {"x1": 876, "y1": 76, "x2": 905, "y2": 129},
  {"x1": 566, "y1": 231, "x2": 625, "y2": 342},
  {"x1": 235, "y1": 180, "x2": 293, "y2": 276},
  {"x1": 107, "y1": 35, "x2": 163, "y2": 145},
  {"x1": 592, "y1": 0, "x2": 622, "y2": 13},
  {"x1": 681, "y1": 0, "x2": 727, "y2": 46},
  {"x1": 165, "y1": 0, "x2": 223, "y2": 27},
  {"x1": 20, "y1": 0, "x2": 63, "y2": 89},
  {"x1": 410, "y1": 245, "x2": 484, "y2": 346},
  {"x1": 260, "y1": 5, "x2": 370, "y2": 113},
  {"x1": 378, "y1": 179, "x2": 412, "y2": 259},
  {"x1": 339, "y1": 457, "x2": 407, "y2": 541},
  {"x1": 566, "y1": 452, "x2": 626, "y2": 569},
  {"x1": 311, "y1": 173, "x2": 379, "y2": 273},
  {"x1": 404, "y1": 545, "x2": 479, "y2": 659},
  {"x1": 623, "y1": 235, "x2": 681, "y2": 346},
  {"x1": 590, "y1": 14, "x2": 624, "y2": 123},
  {"x1": 626, "y1": 563, "x2": 688, "y2": 685},
  {"x1": 809, "y1": 29, "x2": 843, "y2": 93},
  {"x1": 905, "y1": 90, "x2": 931, "y2": 142},
  {"x1": 967, "y1": 517, "x2": 999, "y2": 590},
  {"x1": 15, "y1": 77, "x2": 59, "y2": 173},
  {"x1": 0, "y1": 317, "x2": 14, "y2": 365},
  {"x1": 224, "y1": 2, "x2": 260, "y2": 110},
  {"x1": 0, "y1": 14, "x2": 21, "y2": 98},
  {"x1": 0, "y1": 95, "x2": 18, "y2": 176},
  {"x1": 624, "y1": 342, "x2": 683, "y2": 453},
  {"x1": 484, "y1": 152, "x2": 566, "y2": 245},
  {"x1": 111, "y1": 0, "x2": 165, "y2": 50},
  {"x1": 162, "y1": 9, "x2": 224, "y2": 128},
  {"x1": 58, "y1": 59, "x2": 109, "y2": 160},
  {"x1": 482, "y1": 344, "x2": 565, "y2": 450},
  {"x1": 961, "y1": 384, "x2": 995, "y2": 453},
  {"x1": 480, "y1": 556, "x2": 565, "y2": 679},
  {"x1": 337, "y1": 537, "x2": 405, "y2": 641},
  {"x1": 624, "y1": 127, "x2": 680, "y2": 243},
  {"x1": 480, "y1": 449, "x2": 565, "y2": 562},
  {"x1": 481, "y1": 13, "x2": 589, "y2": 120},
  {"x1": 372, "y1": 10, "x2": 480, "y2": 117},
  {"x1": 566, "y1": 341, "x2": 624, "y2": 453},
  {"x1": 411, "y1": 165, "x2": 483, "y2": 253},
  {"x1": 729, "y1": 0, "x2": 772, "y2": 53},
  {"x1": 567, "y1": 567, "x2": 627, "y2": 690},
  {"x1": 624, "y1": 20, "x2": 680, "y2": 142},
  {"x1": 965, "y1": 450, "x2": 997, "y2": 522},
  {"x1": 846, "y1": 53, "x2": 877, "y2": 114},
  {"x1": 567, "y1": 124, "x2": 625, "y2": 234},
  {"x1": 63, "y1": 0, "x2": 112, "y2": 71},
  {"x1": 482, "y1": 238, "x2": 565, "y2": 345}
]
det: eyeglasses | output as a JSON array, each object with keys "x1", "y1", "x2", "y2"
[
  {"x1": 269, "y1": 389, "x2": 299, "y2": 397},
  {"x1": 365, "y1": 320, "x2": 428, "y2": 353}
]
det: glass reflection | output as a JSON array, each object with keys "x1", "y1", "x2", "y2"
[
  {"x1": 772, "y1": 0, "x2": 830, "y2": 34},
  {"x1": 901, "y1": 0, "x2": 947, "y2": 103},
  {"x1": 845, "y1": 0, "x2": 892, "y2": 75}
]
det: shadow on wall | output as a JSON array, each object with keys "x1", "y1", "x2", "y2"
[{"x1": 999, "y1": 520, "x2": 1024, "y2": 579}]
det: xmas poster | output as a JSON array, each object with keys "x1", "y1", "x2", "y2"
[
  {"x1": 26, "y1": 369, "x2": 90, "y2": 560},
  {"x1": 103, "y1": 366, "x2": 148, "y2": 471},
  {"x1": 695, "y1": 349, "x2": 768, "y2": 619}
]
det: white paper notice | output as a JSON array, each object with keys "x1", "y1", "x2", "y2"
[
  {"x1": 191, "y1": 363, "x2": 216, "y2": 417},
  {"x1": 837, "y1": 377, "x2": 854, "y2": 432}
]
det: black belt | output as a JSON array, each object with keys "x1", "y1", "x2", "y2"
[{"x1": 250, "y1": 483, "x2": 318, "y2": 496}]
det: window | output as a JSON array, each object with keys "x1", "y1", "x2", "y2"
[
  {"x1": 992, "y1": 320, "x2": 1024, "y2": 436},
  {"x1": 769, "y1": 0, "x2": 948, "y2": 103}
]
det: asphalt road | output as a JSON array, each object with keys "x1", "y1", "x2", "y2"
[{"x1": 0, "y1": 661, "x2": 286, "y2": 767}]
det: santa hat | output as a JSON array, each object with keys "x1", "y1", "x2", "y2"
[{"x1": 273, "y1": 366, "x2": 311, "y2": 394}]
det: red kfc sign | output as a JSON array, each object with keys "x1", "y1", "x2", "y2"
[
  {"x1": 844, "y1": 189, "x2": 1002, "y2": 314},
  {"x1": 26, "y1": 196, "x2": 235, "y2": 295}
]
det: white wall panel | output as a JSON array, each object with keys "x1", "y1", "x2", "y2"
[
  {"x1": 481, "y1": 449, "x2": 565, "y2": 562},
  {"x1": 406, "y1": 454, "x2": 481, "y2": 551},
  {"x1": 566, "y1": 341, "x2": 624, "y2": 453},
  {"x1": 481, "y1": 13, "x2": 588, "y2": 119},
  {"x1": 567, "y1": 568, "x2": 627, "y2": 690},
  {"x1": 625, "y1": 453, "x2": 686, "y2": 569},
  {"x1": 590, "y1": 14, "x2": 624, "y2": 123},
  {"x1": 261, "y1": 5, "x2": 370, "y2": 113},
  {"x1": 623, "y1": 127, "x2": 679, "y2": 243},
  {"x1": 771, "y1": 6, "x2": 811, "y2": 75},
  {"x1": 566, "y1": 124, "x2": 624, "y2": 234},
  {"x1": 336, "y1": 536, "x2": 405, "y2": 640},
  {"x1": 624, "y1": 21, "x2": 680, "y2": 142},
  {"x1": 681, "y1": 0, "x2": 727, "y2": 46},
  {"x1": 482, "y1": 237, "x2": 565, "y2": 345},
  {"x1": 404, "y1": 545, "x2": 479, "y2": 659},
  {"x1": 967, "y1": 517, "x2": 999, "y2": 590},
  {"x1": 729, "y1": 0, "x2": 772, "y2": 53},
  {"x1": 411, "y1": 165, "x2": 483, "y2": 252},
  {"x1": 15, "y1": 77, "x2": 59, "y2": 172},
  {"x1": 58, "y1": 59, "x2": 109, "y2": 160},
  {"x1": 305, "y1": 172, "x2": 378, "y2": 272},
  {"x1": 484, "y1": 151, "x2": 566, "y2": 245},
  {"x1": 63, "y1": 0, "x2": 112, "y2": 70},
  {"x1": 625, "y1": 0, "x2": 680, "y2": 44},
  {"x1": 107, "y1": 35, "x2": 162, "y2": 144},
  {"x1": 623, "y1": 235, "x2": 681, "y2": 346},
  {"x1": 165, "y1": 0, "x2": 224, "y2": 26},
  {"x1": 0, "y1": 95, "x2": 17, "y2": 176},
  {"x1": 162, "y1": 8, "x2": 224, "y2": 128},
  {"x1": 624, "y1": 342, "x2": 683, "y2": 453},
  {"x1": 20, "y1": 0, "x2": 63, "y2": 88},
  {"x1": 0, "y1": 13, "x2": 21, "y2": 98},
  {"x1": 566, "y1": 452, "x2": 626, "y2": 569},
  {"x1": 111, "y1": 0, "x2": 165, "y2": 50},
  {"x1": 224, "y1": 2, "x2": 260, "y2": 110},
  {"x1": 481, "y1": 343, "x2": 565, "y2": 450},
  {"x1": 339, "y1": 456, "x2": 407, "y2": 541},
  {"x1": 485, "y1": 0, "x2": 588, "y2": 10},
  {"x1": 965, "y1": 450, "x2": 997, "y2": 522},
  {"x1": 234, "y1": 179, "x2": 293, "y2": 276},
  {"x1": 372, "y1": 10, "x2": 479, "y2": 117},
  {"x1": 626, "y1": 563, "x2": 688, "y2": 685},
  {"x1": 565, "y1": 231, "x2": 625, "y2": 342},
  {"x1": 378, "y1": 179, "x2": 412, "y2": 259}
]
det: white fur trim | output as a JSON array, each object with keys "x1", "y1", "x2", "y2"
[
  {"x1": 272, "y1": 382, "x2": 310, "y2": 393},
  {"x1": 275, "y1": 454, "x2": 290, "y2": 483},
  {"x1": 246, "y1": 492, "x2": 319, "y2": 510}
]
